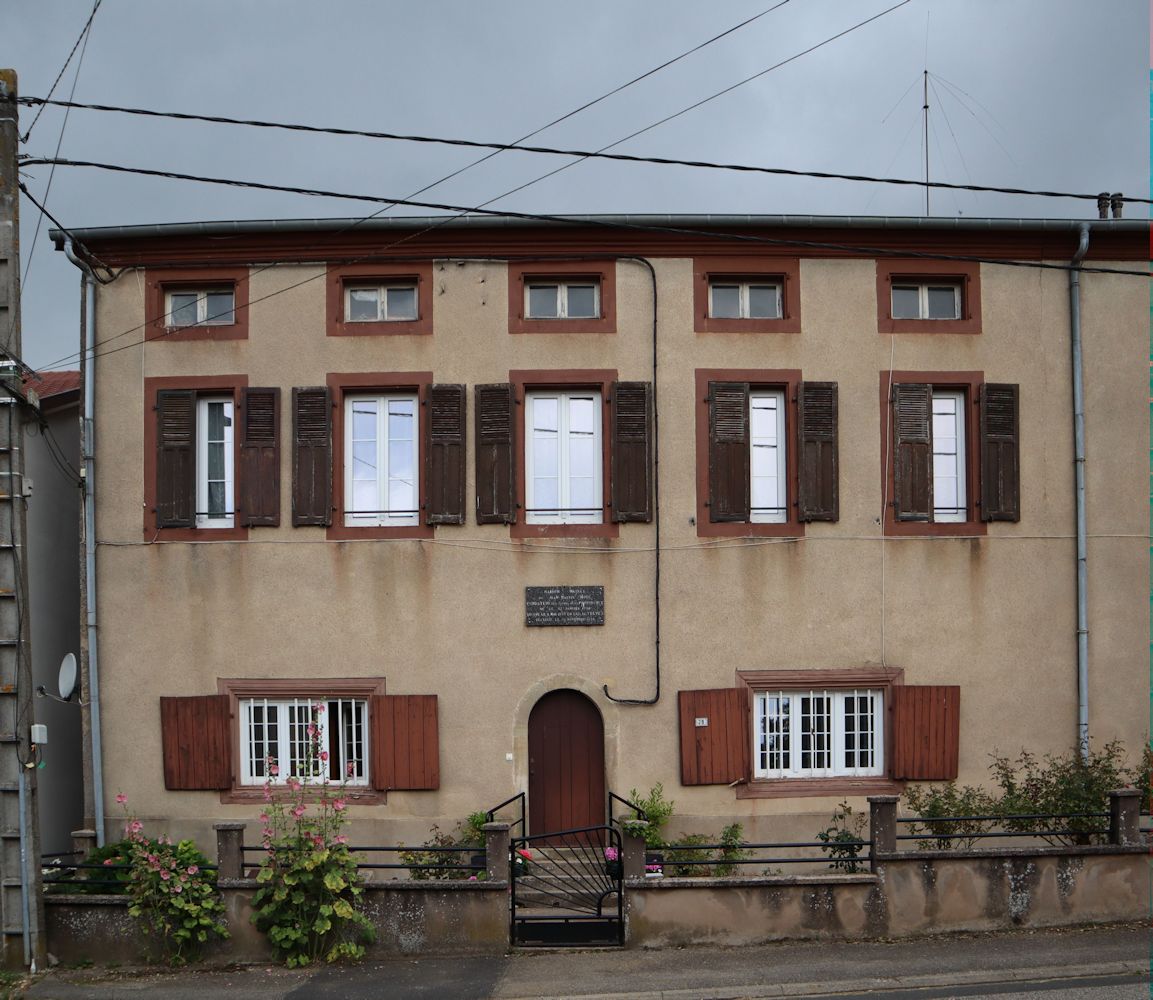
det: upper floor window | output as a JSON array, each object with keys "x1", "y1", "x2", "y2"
[
  {"x1": 525, "y1": 280, "x2": 600, "y2": 320},
  {"x1": 877, "y1": 260, "x2": 980, "y2": 334},
  {"x1": 694, "y1": 258, "x2": 800, "y2": 333},
  {"x1": 525, "y1": 390, "x2": 603, "y2": 525},
  {"x1": 750, "y1": 389, "x2": 787, "y2": 523},
  {"x1": 891, "y1": 282, "x2": 960, "y2": 321},
  {"x1": 344, "y1": 393, "x2": 419, "y2": 527},
  {"x1": 345, "y1": 283, "x2": 419, "y2": 323},
  {"x1": 168, "y1": 288, "x2": 235, "y2": 328},
  {"x1": 146, "y1": 267, "x2": 249, "y2": 342},
  {"x1": 196, "y1": 397, "x2": 235, "y2": 528},
  {"x1": 709, "y1": 280, "x2": 782, "y2": 320},
  {"x1": 326, "y1": 263, "x2": 433, "y2": 336}
]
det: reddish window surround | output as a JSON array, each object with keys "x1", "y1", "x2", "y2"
[
  {"x1": 326, "y1": 371, "x2": 435, "y2": 541},
  {"x1": 326, "y1": 262, "x2": 434, "y2": 337},
  {"x1": 693, "y1": 257, "x2": 801, "y2": 334},
  {"x1": 144, "y1": 267, "x2": 250, "y2": 342},
  {"x1": 509, "y1": 369, "x2": 620, "y2": 539},
  {"x1": 735, "y1": 667, "x2": 905, "y2": 799},
  {"x1": 876, "y1": 259, "x2": 981, "y2": 335},
  {"x1": 879, "y1": 370, "x2": 987, "y2": 537},
  {"x1": 507, "y1": 261, "x2": 617, "y2": 334},
  {"x1": 143, "y1": 375, "x2": 249, "y2": 542},
  {"x1": 216, "y1": 676, "x2": 387, "y2": 805},
  {"x1": 694, "y1": 368, "x2": 804, "y2": 538}
]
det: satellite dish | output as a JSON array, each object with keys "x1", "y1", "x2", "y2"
[{"x1": 57, "y1": 654, "x2": 77, "y2": 702}]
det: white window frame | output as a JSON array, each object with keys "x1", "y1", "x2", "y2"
[
  {"x1": 344, "y1": 282, "x2": 419, "y2": 323},
  {"x1": 708, "y1": 279, "x2": 782, "y2": 319},
  {"x1": 524, "y1": 280, "x2": 600, "y2": 320},
  {"x1": 195, "y1": 396, "x2": 234, "y2": 529},
  {"x1": 931, "y1": 389, "x2": 967, "y2": 523},
  {"x1": 238, "y1": 696, "x2": 369, "y2": 787},
  {"x1": 753, "y1": 689, "x2": 884, "y2": 779},
  {"x1": 525, "y1": 389, "x2": 603, "y2": 525},
  {"x1": 344, "y1": 393, "x2": 420, "y2": 527},
  {"x1": 891, "y1": 282, "x2": 961, "y2": 321},
  {"x1": 749, "y1": 389, "x2": 787, "y2": 524},
  {"x1": 166, "y1": 288, "x2": 235, "y2": 327}
]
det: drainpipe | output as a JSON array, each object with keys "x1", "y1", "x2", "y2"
[
  {"x1": 63, "y1": 242, "x2": 105, "y2": 844},
  {"x1": 1068, "y1": 224, "x2": 1090, "y2": 760}
]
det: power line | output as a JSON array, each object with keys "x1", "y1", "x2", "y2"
[
  {"x1": 22, "y1": 159, "x2": 1148, "y2": 372},
  {"x1": 18, "y1": 0, "x2": 101, "y2": 143},
  {"x1": 17, "y1": 92, "x2": 1150, "y2": 207}
]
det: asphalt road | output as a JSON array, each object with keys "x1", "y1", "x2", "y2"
[{"x1": 21, "y1": 923, "x2": 1150, "y2": 999}]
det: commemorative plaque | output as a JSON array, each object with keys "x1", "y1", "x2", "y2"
[{"x1": 525, "y1": 586, "x2": 605, "y2": 627}]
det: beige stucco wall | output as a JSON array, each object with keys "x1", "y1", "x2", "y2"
[{"x1": 88, "y1": 246, "x2": 1148, "y2": 848}]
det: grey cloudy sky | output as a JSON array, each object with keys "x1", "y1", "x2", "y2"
[{"x1": 9, "y1": 0, "x2": 1150, "y2": 370}]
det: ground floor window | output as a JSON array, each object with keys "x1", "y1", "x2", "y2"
[
  {"x1": 239, "y1": 697, "x2": 368, "y2": 786},
  {"x1": 753, "y1": 689, "x2": 883, "y2": 779}
]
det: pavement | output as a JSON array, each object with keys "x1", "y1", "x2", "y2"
[{"x1": 17, "y1": 923, "x2": 1151, "y2": 999}]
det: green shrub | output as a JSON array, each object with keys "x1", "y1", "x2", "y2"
[
  {"x1": 816, "y1": 800, "x2": 867, "y2": 873},
  {"x1": 621, "y1": 784, "x2": 674, "y2": 849},
  {"x1": 713, "y1": 823, "x2": 749, "y2": 877},
  {"x1": 903, "y1": 782, "x2": 999, "y2": 850},
  {"x1": 399, "y1": 813, "x2": 488, "y2": 881},
  {"x1": 667, "y1": 833, "x2": 712, "y2": 877}
]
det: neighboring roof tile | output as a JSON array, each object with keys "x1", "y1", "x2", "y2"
[{"x1": 24, "y1": 370, "x2": 80, "y2": 399}]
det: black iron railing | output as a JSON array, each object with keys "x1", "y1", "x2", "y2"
[
  {"x1": 895, "y1": 811, "x2": 1111, "y2": 848},
  {"x1": 486, "y1": 791, "x2": 526, "y2": 835},
  {"x1": 607, "y1": 791, "x2": 647, "y2": 826}
]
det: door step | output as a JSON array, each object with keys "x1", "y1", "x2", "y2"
[{"x1": 513, "y1": 914, "x2": 623, "y2": 947}]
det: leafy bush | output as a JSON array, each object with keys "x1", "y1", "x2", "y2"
[
  {"x1": 114, "y1": 795, "x2": 228, "y2": 966},
  {"x1": 51, "y1": 841, "x2": 134, "y2": 895},
  {"x1": 621, "y1": 784, "x2": 674, "y2": 849},
  {"x1": 990, "y1": 740, "x2": 1130, "y2": 845},
  {"x1": 667, "y1": 833, "x2": 712, "y2": 877},
  {"x1": 251, "y1": 711, "x2": 375, "y2": 967},
  {"x1": 903, "y1": 782, "x2": 999, "y2": 850},
  {"x1": 816, "y1": 800, "x2": 868, "y2": 873},
  {"x1": 714, "y1": 823, "x2": 749, "y2": 877},
  {"x1": 399, "y1": 813, "x2": 488, "y2": 881}
]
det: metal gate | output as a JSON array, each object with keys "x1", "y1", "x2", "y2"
[{"x1": 510, "y1": 825, "x2": 623, "y2": 946}]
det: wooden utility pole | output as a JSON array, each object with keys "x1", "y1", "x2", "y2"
[{"x1": 0, "y1": 68, "x2": 45, "y2": 971}]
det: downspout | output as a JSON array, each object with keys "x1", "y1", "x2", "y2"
[
  {"x1": 63, "y1": 241, "x2": 105, "y2": 844},
  {"x1": 1068, "y1": 224, "x2": 1090, "y2": 759}
]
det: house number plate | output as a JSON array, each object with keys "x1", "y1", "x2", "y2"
[
  {"x1": 695, "y1": 718, "x2": 709, "y2": 727},
  {"x1": 525, "y1": 586, "x2": 605, "y2": 627}
]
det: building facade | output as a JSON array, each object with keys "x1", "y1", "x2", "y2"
[{"x1": 51, "y1": 215, "x2": 1148, "y2": 848}]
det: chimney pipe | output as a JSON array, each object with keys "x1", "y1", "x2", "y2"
[
  {"x1": 1096, "y1": 193, "x2": 1110, "y2": 219},
  {"x1": 1110, "y1": 193, "x2": 1123, "y2": 219}
]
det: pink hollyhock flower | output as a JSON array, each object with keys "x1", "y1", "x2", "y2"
[
  {"x1": 306, "y1": 723, "x2": 318, "y2": 738},
  {"x1": 186, "y1": 865, "x2": 198, "y2": 876},
  {"x1": 468, "y1": 875, "x2": 478, "y2": 881},
  {"x1": 313, "y1": 704, "x2": 325, "y2": 714},
  {"x1": 263, "y1": 785, "x2": 273, "y2": 802},
  {"x1": 173, "y1": 883, "x2": 182, "y2": 894},
  {"x1": 332, "y1": 799, "x2": 346, "y2": 812},
  {"x1": 318, "y1": 750, "x2": 329, "y2": 762},
  {"x1": 291, "y1": 805, "x2": 306, "y2": 818},
  {"x1": 258, "y1": 813, "x2": 269, "y2": 824},
  {"x1": 115, "y1": 793, "x2": 127, "y2": 805},
  {"x1": 334, "y1": 834, "x2": 348, "y2": 845},
  {"x1": 269, "y1": 764, "x2": 279, "y2": 776},
  {"x1": 102, "y1": 858, "x2": 115, "y2": 866},
  {"x1": 127, "y1": 819, "x2": 143, "y2": 835},
  {"x1": 160, "y1": 870, "x2": 171, "y2": 881},
  {"x1": 286, "y1": 778, "x2": 300, "y2": 791},
  {"x1": 346, "y1": 761, "x2": 356, "y2": 777}
]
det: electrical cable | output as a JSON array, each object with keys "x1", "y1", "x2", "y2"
[{"x1": 17, "y1": 0, "x2": 101, "y2": 143}]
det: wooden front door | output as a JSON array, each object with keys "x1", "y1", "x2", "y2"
[{"x1": 528, "y1": 689, "x2": 605, "y2": 835}]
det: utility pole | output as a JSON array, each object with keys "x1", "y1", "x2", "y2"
[{"x1": 0, "y1": 69, "x2": 45, "y2": 971}]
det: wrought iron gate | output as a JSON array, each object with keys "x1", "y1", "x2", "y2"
[{"x1": 510, "y1": 825, "x2": 623, "y2": 946}]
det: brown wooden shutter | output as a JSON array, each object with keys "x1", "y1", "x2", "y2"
[
  {"x1": 610, "y1": 380, "x2": 652, "y2": 523},
  {"x1": 678, "y1": 688, "x2": 749, "y2": 785},
  {"x1": 797, "y1": 381, "x2": 838, "y2": 522},
  {"x1": 891, "y1": 685, "x2": 960, "y2": 780},
  {"x1": 292, "y1": 387, "x2": 332, "y2": 526},
  {"x1": 239, "y1": 387, "x2": 280, "y2": 527},
  {"x1": 891, "y1": 383, "x2": 932, "y2": 522},
  {"x1": 708, "y1": 382, "x2": 750, "y2": 522},
  {"x1": 160, "y1": 695, "x2": 232, "y2": 790},
  {"x1": 979, "y1": 382, "x2": 1020, "y2": 522},
  {"x1": 474, "y1": 383, "x2": 516, "y2": 524},
  {"x1": 156, "y1": 389, "x2": 196, "y2": 528},
  {"x1": 371, "y1": 694, "x2": 440, "y2": 791},
  {"x1": 426, "y1": 384, "x2": 466, "y2": 525}
]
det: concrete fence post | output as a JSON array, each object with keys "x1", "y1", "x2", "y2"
[
  {"x1": 868, "y1": 795, "x2": 899, "y2": 867},
  {"x1": 1107, "y1": 788, "x2": 1141, "y2": 846},
  {"x1": 621, "y1": 822, "x2": 649, "y2": 880},
  {"x1": 214, "y1": 822, "x2": 246, "y2": 879},
  {"x1": 70, "y1": 829, "x2": 96, "y2": 862},
  {"x1": 483, "y1": 822, "x2": 511, "y2": 882}
]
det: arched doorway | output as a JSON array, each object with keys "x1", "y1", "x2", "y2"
[{"x1": 528, "y1": 689, "x2": 605, "y2": 835}]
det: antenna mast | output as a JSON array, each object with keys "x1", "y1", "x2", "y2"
[{"x1": 922, "y1": 69, "x2": 930, "y2": 215}]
